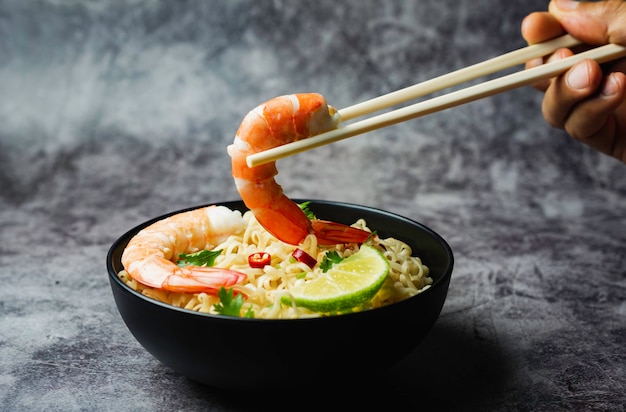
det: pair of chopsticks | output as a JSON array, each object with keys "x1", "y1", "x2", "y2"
[{"x1": 246, "y1": 34, "x2": 626, "y2": 168}]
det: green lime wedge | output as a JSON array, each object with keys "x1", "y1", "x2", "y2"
[{"x1": 282, "y1": 244, "x2": 390, "y2": 313}]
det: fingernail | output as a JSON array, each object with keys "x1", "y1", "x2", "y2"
[
  {"x1": 567, "y1": 62, "x2": 590, "y2": 90},
  {"x1": 602, "y1": 74, "x2": 619, "y2": 97},
  {"x1": 554, "y1": 0, "x2": 579, "y2": 10}
]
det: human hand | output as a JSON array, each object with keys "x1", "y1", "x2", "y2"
[{"x1": 521, "y1": 0, "x2": 626, "y2": 163}]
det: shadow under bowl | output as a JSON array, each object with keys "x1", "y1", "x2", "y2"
[{"x1": 107, "y1": 199, "x2": 454, "y2": 389}]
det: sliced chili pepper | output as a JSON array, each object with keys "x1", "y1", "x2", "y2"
[
  {"x1": 292, "y1": 248, "x2": 317, "y2": 268},
  {"x1": 248, "y1": 252, "x2": 271, "y2": 268}
]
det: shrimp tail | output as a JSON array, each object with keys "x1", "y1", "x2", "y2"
[
  {"x1": 251, "y1": 199, "x2": 311, "y2": 245},
  {"x1": 163, "y1": 267, "x2": 247, "y2": 294},
  {"x1": 310, "y1": 219, "x2": 372, "y2": 245}
]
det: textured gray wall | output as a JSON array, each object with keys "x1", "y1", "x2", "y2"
[{"x1": 1, "y1": 1, "x2": 625, "y2": 410}]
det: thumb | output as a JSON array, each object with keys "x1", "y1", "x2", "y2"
[{"x1": 549, "y1": 0, "x2": 626, "y2": 45}]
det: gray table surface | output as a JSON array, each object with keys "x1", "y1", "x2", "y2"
[{"x1": 1, "y1": 1, "x2": 625, "y2": 411}]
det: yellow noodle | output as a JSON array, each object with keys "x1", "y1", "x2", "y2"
[{"x1": 118, "y1": 210, "x2": 432, "y2": 319}]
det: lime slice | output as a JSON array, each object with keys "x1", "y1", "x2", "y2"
[{"x1": 282, "y1": 244, "x2": 390, "y2": 313}]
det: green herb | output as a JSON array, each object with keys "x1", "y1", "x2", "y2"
[
  {"x1": 299, "y1": 201, "x2": 316, "y2": 220},
  {"x1": 213, "y1": 287, "x2": 253, "y2": 317},
  {"x1": 367, "y1": 231, "x2": 378, "y2": 242},
  {"x1": 320, "y1": 250, "x2": 344, "y2": 272},
  {"x1": 295, "y1": 272, "x2": 307, "y2": 280},
  {"x1": 177, "y1": 249, "x2": 222, "y2": 267}
]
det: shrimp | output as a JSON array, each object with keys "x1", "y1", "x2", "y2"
[
  {"x1": 227, "y1": 93, "x2": 372, "y2": 246},
  {"x1": 121, "y1": 205, "x2": 247, "y2": 293}
]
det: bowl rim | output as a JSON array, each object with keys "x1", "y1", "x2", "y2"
[{"x1": 107, "y1": 199, "x2": 454, "y2": 323}]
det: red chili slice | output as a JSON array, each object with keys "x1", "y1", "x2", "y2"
[
  {"x1": 248, "y1": 252, "x2": 271, "y2": 268},
  {"x1": 292, "y1": 248, "x2": 317, "y2": 268}
]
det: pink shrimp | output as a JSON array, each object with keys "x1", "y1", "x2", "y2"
[
  {"x1": 227, "y1": 93, "x2": 371, "y2": 246},
  {"x1": 121, "y1": 205, "x2": 247, "y2": 293}
]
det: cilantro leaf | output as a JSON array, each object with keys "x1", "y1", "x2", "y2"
[
  {"x1": 320, "y1": 250, "x2": 344, "y2": 272},
  {"x1": 177, "y1": 249, "x2": 222, "y2": 267},
  {"x1": 243, "y1": 307, "x2": 255, "y2": 318},
  {"x1": 213, "y1": 287, "x2": 249, "y2": 317},
  {"x1": 367, "y1": 231, "x2": 378, "y2": 242},
  {"x1": 299, "y1": 201, "x2": 316, "y2": 220}
]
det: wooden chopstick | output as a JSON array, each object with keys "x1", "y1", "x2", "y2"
[
  {"x1": 338, "y1": 34, "x2": 582, "y2": 122},
  {"x1": 247, "y1": 40, "x2": 626, "y2": 168}
]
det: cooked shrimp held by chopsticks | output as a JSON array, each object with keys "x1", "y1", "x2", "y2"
[{"x1": 228, "y1": 93, "x2": 371, "y2": 246}]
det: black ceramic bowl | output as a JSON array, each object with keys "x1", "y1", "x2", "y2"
[{"x1": 107, "y1": 200, "x2": 454, "y2": 389}]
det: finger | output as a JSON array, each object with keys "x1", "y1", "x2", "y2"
[
  {"x1": 541, "y1": 58, "x2": 605, "y2": 127},
  {"x1": 549, "y1": 0, "x2": 626, "y2": 45},
  {"x1": 521, "y1": 11, "x2": 565, "y2": 44},
  {"x1": 527, "y1": 48, "x2": 575, "y2": 92},
  {"x1": 563, "y1": 72, "x2": 626, "y2": 157}
]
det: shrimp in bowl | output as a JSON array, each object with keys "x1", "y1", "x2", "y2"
[{"x1": 121, "y1": 205, "x2": 248, "y2": 294}]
